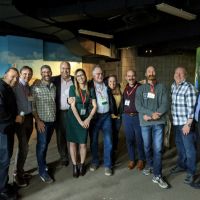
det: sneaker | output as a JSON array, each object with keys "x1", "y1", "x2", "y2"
[
  {"x1": 14, "y1": 175, "x2": 28, "y2": 187},
  {"x1": 184, "y1": 174, "x2": 194, "y2": 184},
  {"x1": 142, "y1": 167, "x2": 153, "y2": 176},
  {"x1": 104, "y1": 168, "x2": 112, "y2": 176},
  {"x1": 40, "y1": 173, "x2": 53, "y2": 184},
  {"x1": 170, "y1": 165, "x2": 185, "y2": 174},
  {"x1": 152, "y1": 176, "x2": 169, "y2": 189},
  {"x1": 90, "y1": 164, "x2": 98, "y2": 172}
]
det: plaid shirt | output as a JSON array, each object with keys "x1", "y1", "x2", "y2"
[
  {"x1": 32, "y1": 81, "x2": 56, "y2": 122},
  {"x1": 171, "y1": 80, "x2": 196, "y2": 125}
]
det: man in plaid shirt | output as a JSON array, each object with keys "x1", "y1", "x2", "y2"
[
  {"x1": 32, "y1": 65, "x2": 56, "y2": 184},
  {"x1": 171, "y1": 67, "x2": 197, "y2": 185}
]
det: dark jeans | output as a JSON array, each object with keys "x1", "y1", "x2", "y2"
[
  {"x1": 0, "y1": 125, "x2": 14, "y2": 192},
  {"x1": 36, "y1": 122, "x2": 55, "y2": 176},
  {"x1": 111, "y1": 118, "x2": 121, "y2": 152},
  {"x1": 174, "y1": 125, "x2": 197, "y2": 175},
  {"x1": 15, "y1": 114, "x2": 33, "y2": 176},
  {"x1": 141, "y1": 124, "x2": 164, "y2": 176},
  {"x1": 122, "y1": 114, "x2": 145, "y2": 161},
  {"x1": 91, "y1": 113, "x2": 113, "y2": 168},
  {"x1": 55, "y1": 110, "x2": 69, "y2": 162}
]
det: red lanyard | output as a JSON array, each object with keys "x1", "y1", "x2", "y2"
[
  {"x1": 150, "y1": 84, "x2": 154, "y2": 93},
  {"x1": 126, "y1": 83, "x2": 138, "y2": 96},
  {"x1": 79, "y1": 89, "x2": 87, "y2": 105}
]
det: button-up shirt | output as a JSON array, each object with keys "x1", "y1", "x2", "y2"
[
  {"x1": 13, "y1": 78, "x2": 32, "y2": 115},
  {"x1": 60, "y1": 77, "x2": 73, "y2": 110},
  {"x1": 32, "y1": 81, "x2": 56, "y2": 122},
  {"x1": 171, "y1": 80, "x2": 196, "y2": 125}
]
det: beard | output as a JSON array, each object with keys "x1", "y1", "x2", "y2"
[{"x1": 147, "y1": 75, "x2": 156, "y2": 80}]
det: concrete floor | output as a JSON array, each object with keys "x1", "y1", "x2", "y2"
[{"x1": 9, "y1": 130, "x2": 200, "y2": 200}]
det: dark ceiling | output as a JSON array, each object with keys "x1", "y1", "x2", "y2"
[{"x1": 1, "y1": 0, "x2": 200, "y2": 57}]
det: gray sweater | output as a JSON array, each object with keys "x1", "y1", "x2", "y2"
[{"x1": 135, "y1": 83, "x2": 168, "y2": 126}]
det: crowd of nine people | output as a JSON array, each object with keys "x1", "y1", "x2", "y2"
[{"x1": 0, "y1": 61, "x2": 200, "y2": 200}]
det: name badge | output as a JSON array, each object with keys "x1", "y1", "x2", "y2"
[
  {"x1": 100, "y1": 97, "x2": 108, "y2": 105},
  {"x1": 80, "y1": 108, "x2": 86, "y2": 115},
  {"x1": 124, "y1": 99, "x2": 130, "y2": 106},
  {"x1": 28, "y1": 96, "x2": 34, "y2": 101},
  {"x1": 147, "y1": 92, "x2": 155, "y2": 99}
]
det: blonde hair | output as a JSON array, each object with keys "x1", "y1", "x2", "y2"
[{"x1": 74, "y1": 68, "x2": 89, "y2": 97}]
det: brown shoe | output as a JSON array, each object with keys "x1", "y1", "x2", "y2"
[
  {"x1": 137, "y1": 160, "x2": 144, "y2": 171},
  {"x1": 128, "y1": 161, "x2": 135, "y2": 170}
]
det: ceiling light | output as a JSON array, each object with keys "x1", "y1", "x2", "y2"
[
  {"x1": 78, "y1": 29, "x2": 114, "y2": 39},
  {"x1": 156, "y1": 3, "x2": 197, "y2": 21}
]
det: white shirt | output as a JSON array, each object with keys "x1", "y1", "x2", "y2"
[
  {"x1": 60, "y1": 77, "x2": 73, "y2": 110},
  {"x1": 94, "y1": 82, "x2": 109, "y2": 114}
]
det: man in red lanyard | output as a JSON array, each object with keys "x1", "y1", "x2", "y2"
[
  {"x1": 135, "y1": 66, "x2": 169, "y2": 189},
  {"x1": 13, "y1": 66, "x2": 33, "y2": 187},
  {"x1": 122, "y1": 70, "x2": 145, "y2": 171}
]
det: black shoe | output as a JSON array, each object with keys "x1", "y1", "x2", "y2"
[
  {"x1": 190, "y1": 181, "x2": 200, "y2": 189},
  {"x1": 13, "y1": 175, "x2": 28, "y2": 188},
  {"x1": 0, "y1": 190, "x2": 17, "y2": 200},
  {"x1": 22, "y1": 172, "x2": 32, "y2": 179},
  {"x1": 73, "y1": 165, "x2": 79, "y2": 178},
  {"x1": 79, "y1": 163, "x2": 86, "y2": 176},
  {"x1": 170, "y1": 165, "x2": 185, "y2": 174}
]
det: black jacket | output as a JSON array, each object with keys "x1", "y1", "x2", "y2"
[
  {"x1": 88, "y1": 80, "x2": 118, "y2": 115},
  {"x1": 51, "y1": 75, "x2": 74, "y2": 114},
  {"x1": 0, "y1": 79, "x2": 17, "y2": 132}
]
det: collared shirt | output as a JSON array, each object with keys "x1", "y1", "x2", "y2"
[
  {"x1": 94, "y1": 82, "x2": 109, "y2": 114},
  {"x1": 171, "y1": 80, "x2": 196, "y2": 125},
  {"x1": 60, "y1": 77, "x2": 73, "y2": 110},
  {"x1": 13, "y1": 78, "x2": 32, "y2": 115},
  {"x1": 32, "y1": 81, "x2": 56, "y2": 122}
]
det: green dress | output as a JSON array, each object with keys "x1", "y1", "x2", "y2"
[{"x1": 66, "y1": 85, "x2": 96, "y2": 143}]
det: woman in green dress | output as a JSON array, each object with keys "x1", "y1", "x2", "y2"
[{"x1": 67, "y1": 68, "x2": 97, "y2": 177}]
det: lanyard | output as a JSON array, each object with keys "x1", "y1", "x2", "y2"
[
  {"x1": 126, "y1": 83, "x2": 138, "y2": 96},
  {"x1": 94, "y1": 83, "x2": 105, "y2": 98},
  {"x1": 79, "y1": 89, "x2": 87, "y2": 105}
]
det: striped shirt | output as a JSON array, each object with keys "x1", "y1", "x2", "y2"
[
  {"x1": 32, "y1": 81, "x2": 56, "y2": 122},
  {"x1": 171, "y1": 81, "x2": 196, "y2": 125}
]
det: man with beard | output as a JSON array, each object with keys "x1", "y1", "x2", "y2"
[
  {"x1": 32, "y1": 65, "x2": 56, "y2": 183},
  {"x1": 122, "y1": 70, "x2": 145, "y2": 171},
  {"x1": 0, "y1": 67, "x2": 19, "y2": 200},
  {"x1": 135, "y1": 66, "x2": 169, "y2": 189},
  {"x1": 52, "y1": 61, "x2": 74, "y2": 166}
]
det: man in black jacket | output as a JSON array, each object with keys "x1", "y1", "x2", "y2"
[
  {"x1": 51, "y1": 61, "x2": 74, "y2": 166},
  {"x1": 0, "y1": 67, "x2": 20, "y2": 200},
  {"x1": 89, "y1": 65, "x2": 116, "y2": 176}
]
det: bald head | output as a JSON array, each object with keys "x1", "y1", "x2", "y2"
[
  {"x1": 126, "y1": 70, "x2": 136, "y2": 86},
  {"x1": 3, "y1": 67, "x2": 19, "y2": 87},
  {"x1": 174, "y1": 67, "x2": 187, "y2": 84}
]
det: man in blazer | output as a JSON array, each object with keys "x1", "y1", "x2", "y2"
[{"x1": 52, "y1": 61, "x2": 74, "y2": 166}]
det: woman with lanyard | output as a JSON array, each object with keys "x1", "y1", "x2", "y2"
[
  {"x1": 106, "y1": 75, "x2": 122, "y2": 164},
  {"x1": 66, "y1": 69, "x2": 97, "y2": 177}
]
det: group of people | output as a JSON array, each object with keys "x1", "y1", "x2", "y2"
[{"x1": 0, "y1": 62, "x2": 200, "y2": 200}]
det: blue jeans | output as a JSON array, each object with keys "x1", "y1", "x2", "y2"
[
  {"x1": 111, "y1": 118, "x2": 121, "y2": 151},
  {"x1": 174, "y1": 125, "x2": 196, "y2": 175},
  {"x1": 91, "y1": 113, "x2": 112, "y2": 168},
  {"x1": 36, "y1": 122, "x2": 55, "y2": 176},
  {"x1": 0, "y1": 126, "x2": 14, "y2": 192},
  {"x1": 122, "y1": 114, "x2": 145, "y2": 161},
  {"x1": 141, "y1": 124, "x2": 164, "y2": 176}
]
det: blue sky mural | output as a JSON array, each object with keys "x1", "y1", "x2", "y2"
[{"x1": 0, "y1": 35, "x2": 82, "y2": 77}]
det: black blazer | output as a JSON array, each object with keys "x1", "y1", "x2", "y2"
[{"x1": 51, "y1": 75, "x2": 74, "y2": 113}]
